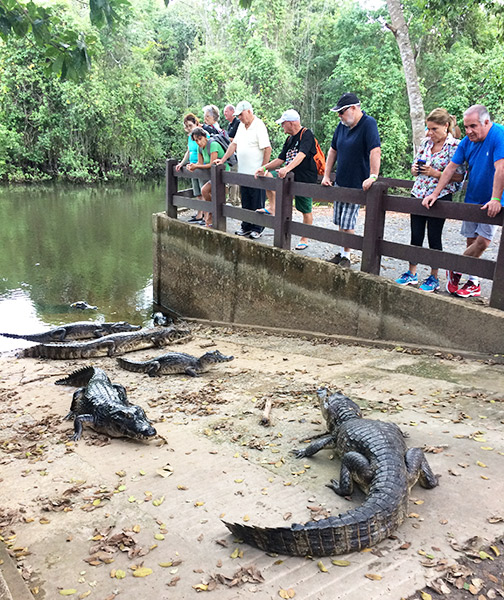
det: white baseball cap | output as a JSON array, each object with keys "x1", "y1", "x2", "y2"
[
  {"x1": 276, "y1": 109, "x2": 301, "y2": 124},
  {"x1": 234, "y1": 100, "x2": 253, "y2": 116}
]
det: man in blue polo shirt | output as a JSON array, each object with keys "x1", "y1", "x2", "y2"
[
  {"x1": 423, "y1": 104, "x2": 504, "y2": 298},
  {"x1": 322, "y1": 93, "x2": 381, "y2": 268}
]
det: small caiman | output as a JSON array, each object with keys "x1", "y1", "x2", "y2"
[
  {"x1": 20, "y1": 326, "x2": 190, "y2": 359},
  {"x1": 116, "y1": 349, "x2": 234, "y2": 377},
  {"x1": 223, "y1": 388, "x2": 438, "y2": 556},
  {"x1": 0, "y1": 321, "x2": 140, "y2": 344},
  {"x1": 56, "y1": 366, "x2": 156, "y2": 441}
]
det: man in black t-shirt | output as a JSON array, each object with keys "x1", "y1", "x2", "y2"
[
  {"x1": 255, "y1": 109, "x2": 316, "y2": 250},
  {"x1": 223, "y1": 104, "x2": 240, "y2": 140}
]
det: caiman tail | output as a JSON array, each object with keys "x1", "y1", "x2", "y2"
[
  {"x1": 116, "y1": 357, "x2": 146, "y2": 373},
  {"x1": 223, "y1": 499, "x2": 406, "y2": 557}
]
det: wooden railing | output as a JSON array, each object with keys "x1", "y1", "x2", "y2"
[{"x1": 165, "y1": 158, "x2": 504, "y2": 310}]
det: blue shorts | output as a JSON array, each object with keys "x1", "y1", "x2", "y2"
[
  {"x1": 460, "y1": 221, "x2": 496, "y2": 241},
  {"x1": 333, "y1": 201, "x2": 359, "y2": 230}
]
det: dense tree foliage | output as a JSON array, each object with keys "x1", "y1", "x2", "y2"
[{"x1": 0, "y1": 0, "x2": 503, "y2": 182}]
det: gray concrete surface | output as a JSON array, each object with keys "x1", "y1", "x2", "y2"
[
  {"x1": 154, "y1": 212, "x2": 504, "y2": 354},
  {"x1": 0, "y1": 326, "x2": 503, "y2": 599}
]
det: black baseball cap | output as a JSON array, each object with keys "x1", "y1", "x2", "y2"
[{"x1": 331, "y1": 93, "x2": 360, "y2": 113}]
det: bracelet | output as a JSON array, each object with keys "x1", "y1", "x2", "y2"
[
  {"x1": 370, "y1": 174, "x2": 378, "y2": 180},
  {"x1": 263, "y1": 166, "x2": 268, "y2": 173},
  {"x1": 491, "y1": 197, "x2": 501, "y2": 201}
]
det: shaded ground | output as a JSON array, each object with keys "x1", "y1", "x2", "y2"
[{"x1": 0, "y1": 324, "x2": 503, "y2": 599}]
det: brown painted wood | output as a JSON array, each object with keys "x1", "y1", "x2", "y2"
[
  {"x1": 361, "y1": 183, "x2": 386, "y2": 275},
  {"x1": 165, "y1": 159, "x2": 178, "y2": 218}
]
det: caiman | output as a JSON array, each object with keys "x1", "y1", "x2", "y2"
[
  {"x1": 56, "y1": 366, "x2": 156, "y2": 441},
  {"x1": 0, "y1": 321, "x2": 140, "y2": 343},
  {"x1": 223, "y1": 387, "x2": 438, "y2": 556},
  {"x1": 117, "y1": 349, "x2": 234, "y2": 377},
  {"x1": 20, "y1": 326, "x2": 190, "y2": 359}
]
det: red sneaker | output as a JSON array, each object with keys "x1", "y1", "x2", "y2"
[
  {"x1": 455, "y1": 280, "x2": 481, "y2": 298},
  {"x1": 446, "y1": 270, "x2": 462, "y2": 294}
]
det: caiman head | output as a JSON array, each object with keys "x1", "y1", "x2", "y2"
[
  {"x1": 104, "y1": 405, "x2": 157, "y2": 440},
  {"x1": 316, "y1": 387, "x2": 363, "y2": 429},
  {"x1": 201, "y1": 350, "x2": 234, "y2": 364}
]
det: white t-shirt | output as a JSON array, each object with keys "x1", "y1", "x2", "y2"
[{"x1": 233, "y1": 117, "x2": 271, "y2": 175}]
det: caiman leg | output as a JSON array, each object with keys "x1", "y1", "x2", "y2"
[
  {"x1": 144, "y1": 362, "x2": 161, "y2": 376},
  {"x1": 185, "y1": 368, "x2": 199, "y2": 377},
  {"x1": 326, "y1": 451, "x2": 373, "y2": 496},
  {"x1": 405, "y1": 447, "x2": 438, "y2": 489},
  {"x1": 292, "y1": 433, "x2": 335, "y2": 458},
  {"x1": 71, "y1": 415, "x2": 95, "y2": 441}
]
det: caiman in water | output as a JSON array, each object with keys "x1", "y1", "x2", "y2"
[
  {"x1": 117, "y1": 349, "x2": 234, "y2": 377},
  {"x1": 56, "y1": 366, "x2": 156, "y2": 441},
  {"x1": 223, "y1": 388, "x2": 438, "y2": 556},
  {"x1": 0, "y1": 321, "x2": 140, "y2": 343},
  {"x1": 20, "y1": 326, "x2": 190, "y2": 359}
]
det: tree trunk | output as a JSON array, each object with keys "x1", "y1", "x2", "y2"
[{"x1": 386, "y1": 0, "x2": 425, "y2": 154}]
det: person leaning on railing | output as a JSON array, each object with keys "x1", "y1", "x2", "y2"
[
  {"x1": 423, "y1": 104, "x2": 504, "y2": 298},
  {"x1": 186, "y1": 127, "x2": 230, "y2": 228},
  {"x1": 395, "y1": 108, "x2": 465, "y2": 293}
]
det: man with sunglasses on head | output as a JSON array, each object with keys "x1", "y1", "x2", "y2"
[{"x1": 322, "y1": 93, "x2": 381, "y2": 268}]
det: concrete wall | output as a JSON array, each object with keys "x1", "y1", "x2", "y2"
[{"x1": 153, "y1": 213, "x2": 504, "y2": 354}]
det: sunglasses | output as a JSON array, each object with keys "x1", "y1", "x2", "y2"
[{"x1": 337, "y1": 106, "x2": 351, "y2": 116}]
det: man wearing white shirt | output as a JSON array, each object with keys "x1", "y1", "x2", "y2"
[{"x1": 216, "y1": 100, "x2": 272, "y2": 239}]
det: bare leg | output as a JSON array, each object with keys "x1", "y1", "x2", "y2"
[
  {"x1": 300, "y1": 212, "x2": 313, "y2": 245},
  {"x1": 341, "y1": 228, "x2": 354, "y2": 254},
  {"x1": 201, "y1": 182, "x2": 212, "y2": 226},
  {"x1": 464, "y1": 235, "x2": 490, "y2": 258}
]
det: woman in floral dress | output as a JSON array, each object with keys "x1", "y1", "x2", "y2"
[{"x1": 396, "y1": 108, "x2": 466, "y2": 292}]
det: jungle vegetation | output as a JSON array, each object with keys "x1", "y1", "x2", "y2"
[{"x1": 0, "y1": 0, "x2": 503, "y2": 182}]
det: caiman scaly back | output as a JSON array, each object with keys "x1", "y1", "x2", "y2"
[{"x1": 223, "y1": 388, "x2": 438, "y2": 556}]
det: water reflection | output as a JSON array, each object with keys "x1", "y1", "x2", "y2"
[{"x1": 0, "y1": 182, "x2": 165, "y2": 350}]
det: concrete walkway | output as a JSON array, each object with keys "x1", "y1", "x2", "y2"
[{"x1": 1, "y1": 325, "x2": 503, "y2": 599}]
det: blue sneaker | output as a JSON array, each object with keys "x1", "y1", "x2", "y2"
[
  {"x1": 395, "y1": 271, "x2": 418, "y2": 286},
  {"x1": 419, "y1": 275, "x2": 440, "y2": 292}
]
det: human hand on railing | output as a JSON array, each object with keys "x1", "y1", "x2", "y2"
[
  {"x1": 175, "y1": 162, "x2": 184, "y2": 172},
  {"x1": 277, "y1": 167, "x2": 289, "y2": 179},
  {"x1": 321, "y1": 175, "x2": 332, "y2": 186},
  {"x1": 422, "y1": 194, "x2": 437, "y2": 209},
  {"x1": 213, "y1": 158, "x2": 223, "y2": 166},
  {"x1": 186, "y1": 163, "x2": 197, "y2": 172},
  {"x1": 362, "y1": 177, "x2": 375, "y2": 191},
  {"x1": 254, "y1": 167, "x2": 266, "y2": 178},
  {"x1": 482, "y1": 198, "x2": 502, "y2": 218}
]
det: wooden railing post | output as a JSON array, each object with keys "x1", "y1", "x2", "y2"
[
  {"x1": 210, "y1": 163, "x2": 226, "y2": 231},
  {"x1": 361, "y1": 181, "x2": 386, "y2": 275},
  {"x1": 489, "y1": 234, "x2": 504, "y2": 310},
  {"x1": 273, "y1": 173, "x2": 293, "y2": 249},
  {"x1": 166, "y1": 158, "x2": 178, "y2": 218}
]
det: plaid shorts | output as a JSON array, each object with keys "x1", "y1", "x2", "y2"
[{"x1": 333, "y1": 201, "x2": 360, "y2": 230}]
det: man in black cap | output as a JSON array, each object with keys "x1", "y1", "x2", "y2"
[{"x1": 321, "y1": 93, "x2": 381, "y2": 267}]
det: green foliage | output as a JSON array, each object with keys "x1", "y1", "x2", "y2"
[{"x1": 1, "y1": 0, "x2": 504, "y2": 181}]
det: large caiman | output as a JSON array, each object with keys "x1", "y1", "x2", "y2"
[
  {"x1": 20, "y1": 326, "x2": 190, "y2": 359},
  {"x1": 223, "y1": 387, "x2": 438, "y2": 556},
  {"x1": 56, "y1": 366, "x2": 156, "y2": 441},
  {"x1": 0, "y1": 321, "x2": 140, "y2": 344},
  {"x1": 116, "y1": 349, "x2": 234, "y2": 377}
]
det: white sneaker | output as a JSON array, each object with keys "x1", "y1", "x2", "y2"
[{"x1": 249, "y1": 231, "x2": 263, "y2": 239}]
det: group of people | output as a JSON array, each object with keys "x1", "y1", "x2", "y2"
[{"x1": 176, "y1": 95, "x2": 504, "y2": 299}]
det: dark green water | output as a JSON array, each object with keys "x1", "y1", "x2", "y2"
[{"x1": 0, "y1": 182, "x2": 166, "y2": 351}]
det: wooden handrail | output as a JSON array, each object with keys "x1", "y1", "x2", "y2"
[{"x1": 166, "y1": 159, "x2": 504, "y2": 310}]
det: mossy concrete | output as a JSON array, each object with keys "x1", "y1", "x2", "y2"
[{"x1": 153, "y1": 214, "x2": 504, "y2": 354}]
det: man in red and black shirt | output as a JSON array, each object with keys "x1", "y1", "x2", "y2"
[{"x1": 256, "y1": 109, "x2": 317, "y2": 250}]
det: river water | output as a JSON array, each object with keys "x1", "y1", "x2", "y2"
[{"x1": 0, "y1": 182, "x2": 166, "y2": 352}]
